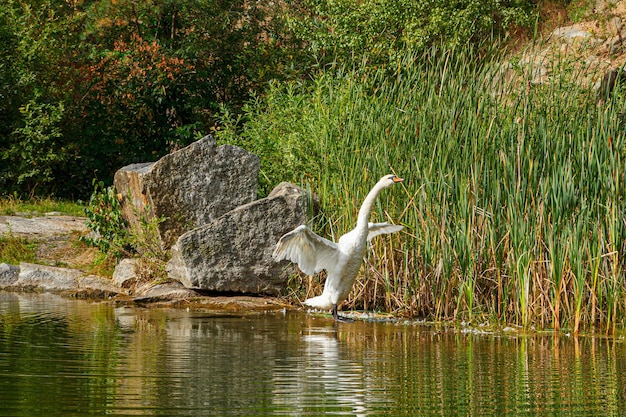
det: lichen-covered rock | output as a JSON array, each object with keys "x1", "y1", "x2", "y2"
[
  {"x1": 114, "y1": 135, "x2": 260, "y2": 249},
  {"x1": 0, "y1": 263, "x2": 19, "y2": 287},
  {"x1": 0, "y1": 215, "x2": 88, "y2": 236},
  {"x1": 167, "y1": 182, "x2": 315, "y2": 296},
  {"x1": 75, "y1": 275, "x2": 123, "y2": 299},
  {"x1": 132, "y1": 281, "x2": 199, "y2": 303}
]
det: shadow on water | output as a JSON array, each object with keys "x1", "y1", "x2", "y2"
[{"x1": 1, "y1": 292, "x2": 625, "y2": 416}]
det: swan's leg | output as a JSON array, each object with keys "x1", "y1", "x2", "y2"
[{"x1": 332, "y1": 304, "x2": 354, "y2": 323}]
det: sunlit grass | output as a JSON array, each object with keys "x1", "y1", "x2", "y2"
[
  {"x1": 0, "y1": 198, "x2": 107, "y2": 274},
  {"x1": 0, "y1": 196, "x2": 85, "y2": 217},
  {"x1": 0, "y1": 230, "x2": 116, "y2": 277},
  {"x1": 220, "y1": 45, "x2": 626, "y2": 332},
  {"x1": 0, "y1": 235, "x2": 38, "y2": 265}
]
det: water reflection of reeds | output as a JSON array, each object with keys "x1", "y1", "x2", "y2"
[
  {"x1": 336, "y1": 322, "x2": 626, "y2": 415},
  {"x1": 1, "y1": 293, "x2": 625, "y2": 415}
]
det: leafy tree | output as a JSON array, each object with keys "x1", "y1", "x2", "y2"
[
  {"x1": 0, "y1": 5, "x2": 20, "y2": 158},
  {"x1": 285, "y1": 0, "x2": 535, "y2": 69},
  {"x1": 0, "y1": 0, "x2": 78, "y2": 196},
  {"x1": 5, "y1": 100, "x2": 69, "y2": 195},
  {"x1": 1, "y1": 0, "x2": 302, "y2": 198},
  {"x1": 0, "y1": 0, "x2": 539, "y2": 198}
]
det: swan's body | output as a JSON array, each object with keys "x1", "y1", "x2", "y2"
[{"x1": 272, "y1": 174, "x2": 404, "y2": 321}]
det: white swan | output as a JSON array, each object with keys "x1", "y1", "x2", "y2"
[{"x1": 272, "y1": 174, "x2": 404, "y2": 321}]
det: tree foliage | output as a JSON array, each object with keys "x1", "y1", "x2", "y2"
[
  {"x1": 285, "y1": 0, "x2": 535, "y2": 68},
  {"x1": 0, "y1": 0, "x2": 538, "y2": 198},
  {"x1": 7, "y1": 100, "x2": 69, "y2": 195},
  {"x1": 0, "y1": 0, "x2": 300, "y2": 198}
]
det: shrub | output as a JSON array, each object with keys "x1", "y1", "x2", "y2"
[
  {"x1": 1, "y1": 100, "x2": 70, "y2": 196},
  {"x1": 81, "y1": 180, "x2": 132, "y2": 258},
  {"x1": 286, "y1": 0, "x2": 535, "y2": 69},
  {"x1": 81, "y1": 179, "x2": 170, "y2": 283}
]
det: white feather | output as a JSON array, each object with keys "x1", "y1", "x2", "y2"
[
  {"x1": 272, "y1": 225, "x2": 339, "y2": 275},
  {"x1": 303, "y1": 294, "x2": 334, "y2": 310},
  {"x1": 367, "y1": 222, "x2": 404, "y2": 240},
  {"x1": 273, "y1": 174, "x2": 404, "y2": 320}
]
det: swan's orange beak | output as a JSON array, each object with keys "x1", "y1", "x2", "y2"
[{"x1": 393, "y1": 176, "x2": 404, "y2": 183}]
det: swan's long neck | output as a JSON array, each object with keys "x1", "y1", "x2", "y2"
[{"x1": 356, "y1": 181, "x2": 387, "y2": 231}]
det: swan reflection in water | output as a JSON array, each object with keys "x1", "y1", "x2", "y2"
[{"x1": 272, "y1": 328, "x2": 370, "y2": 416}]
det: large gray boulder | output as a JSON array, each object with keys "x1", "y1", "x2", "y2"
[
  {"x1": 114, "y1": 135, "x2": 260, "y2": 249},
  {"x1": 166, "y1": 182, "x2": 315, "y2": 296}
]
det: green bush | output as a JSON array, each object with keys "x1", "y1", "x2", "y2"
[
  {"x1": 81, "y1": 179, "x2": 169, "y2": 282},
  {"x1": 81, "y1": 180, "x2": 132, "y2": 258},
  {"x1": 2, "y1": 100, "x2": 70, "y2": 196}
]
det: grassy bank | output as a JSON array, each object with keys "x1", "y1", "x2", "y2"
[
  {"x1": 0, "y1": 197, "x2": 85, "y2": 217},
  {"x1": 0, "y1": 197, "x2": 110, "y2": 273},
  {"x1": 0, "y1": 196, "x2": 83, "y2": 266},
  {"x1": 219, "y1": 46, "x2": 626, "y2": 333}
]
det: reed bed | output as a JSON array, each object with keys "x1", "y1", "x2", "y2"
[{"x1": 222, "y1": 47, "x2": 626, "y2": 333}]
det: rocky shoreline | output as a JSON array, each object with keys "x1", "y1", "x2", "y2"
[
  {"x1": 1, "y1": 136, "x2": 308, "y2": 313},
  {"x1": 0, "y1": 214, "x2": 294, "y2": 312}
]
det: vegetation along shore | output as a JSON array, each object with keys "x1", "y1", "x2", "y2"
[{"x1": 1, "y1": 1, "x2": 625, "y2": 333}]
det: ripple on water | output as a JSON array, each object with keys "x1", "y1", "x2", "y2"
[{"x1": 1, "y1": 292, "x2": 626, "y2": 416}]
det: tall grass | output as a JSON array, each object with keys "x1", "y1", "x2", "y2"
[{"x1": 220, "y1": 46, "x2": 626, "y2": 332}]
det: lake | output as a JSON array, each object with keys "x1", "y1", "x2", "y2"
[{"x1": 1, "y1": 292, "x2": 624, "y2": 416}]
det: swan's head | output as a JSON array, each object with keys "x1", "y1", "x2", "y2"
[{"x1": 379, "y1": 174, "x2": 404, "y2": 188}]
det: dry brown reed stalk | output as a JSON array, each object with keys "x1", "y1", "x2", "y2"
[{"x1": 234, "y1": 46, "x2": 625, "y2": 331}]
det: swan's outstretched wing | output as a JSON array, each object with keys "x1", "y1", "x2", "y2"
[
  {"x1": 272, "y1": 225, "x2": 339, "y2": 275},
  {"x1": 367, "y1": 222, "x2": 403, "y2": 241}
]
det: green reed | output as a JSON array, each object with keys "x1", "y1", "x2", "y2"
[{"x1": 224, "y1": 45, "x2": 626, "y2": 331}]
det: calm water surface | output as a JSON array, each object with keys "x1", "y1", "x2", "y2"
[{"x1": 0, "y1": 292, "x2": 625, "y2": 416}]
